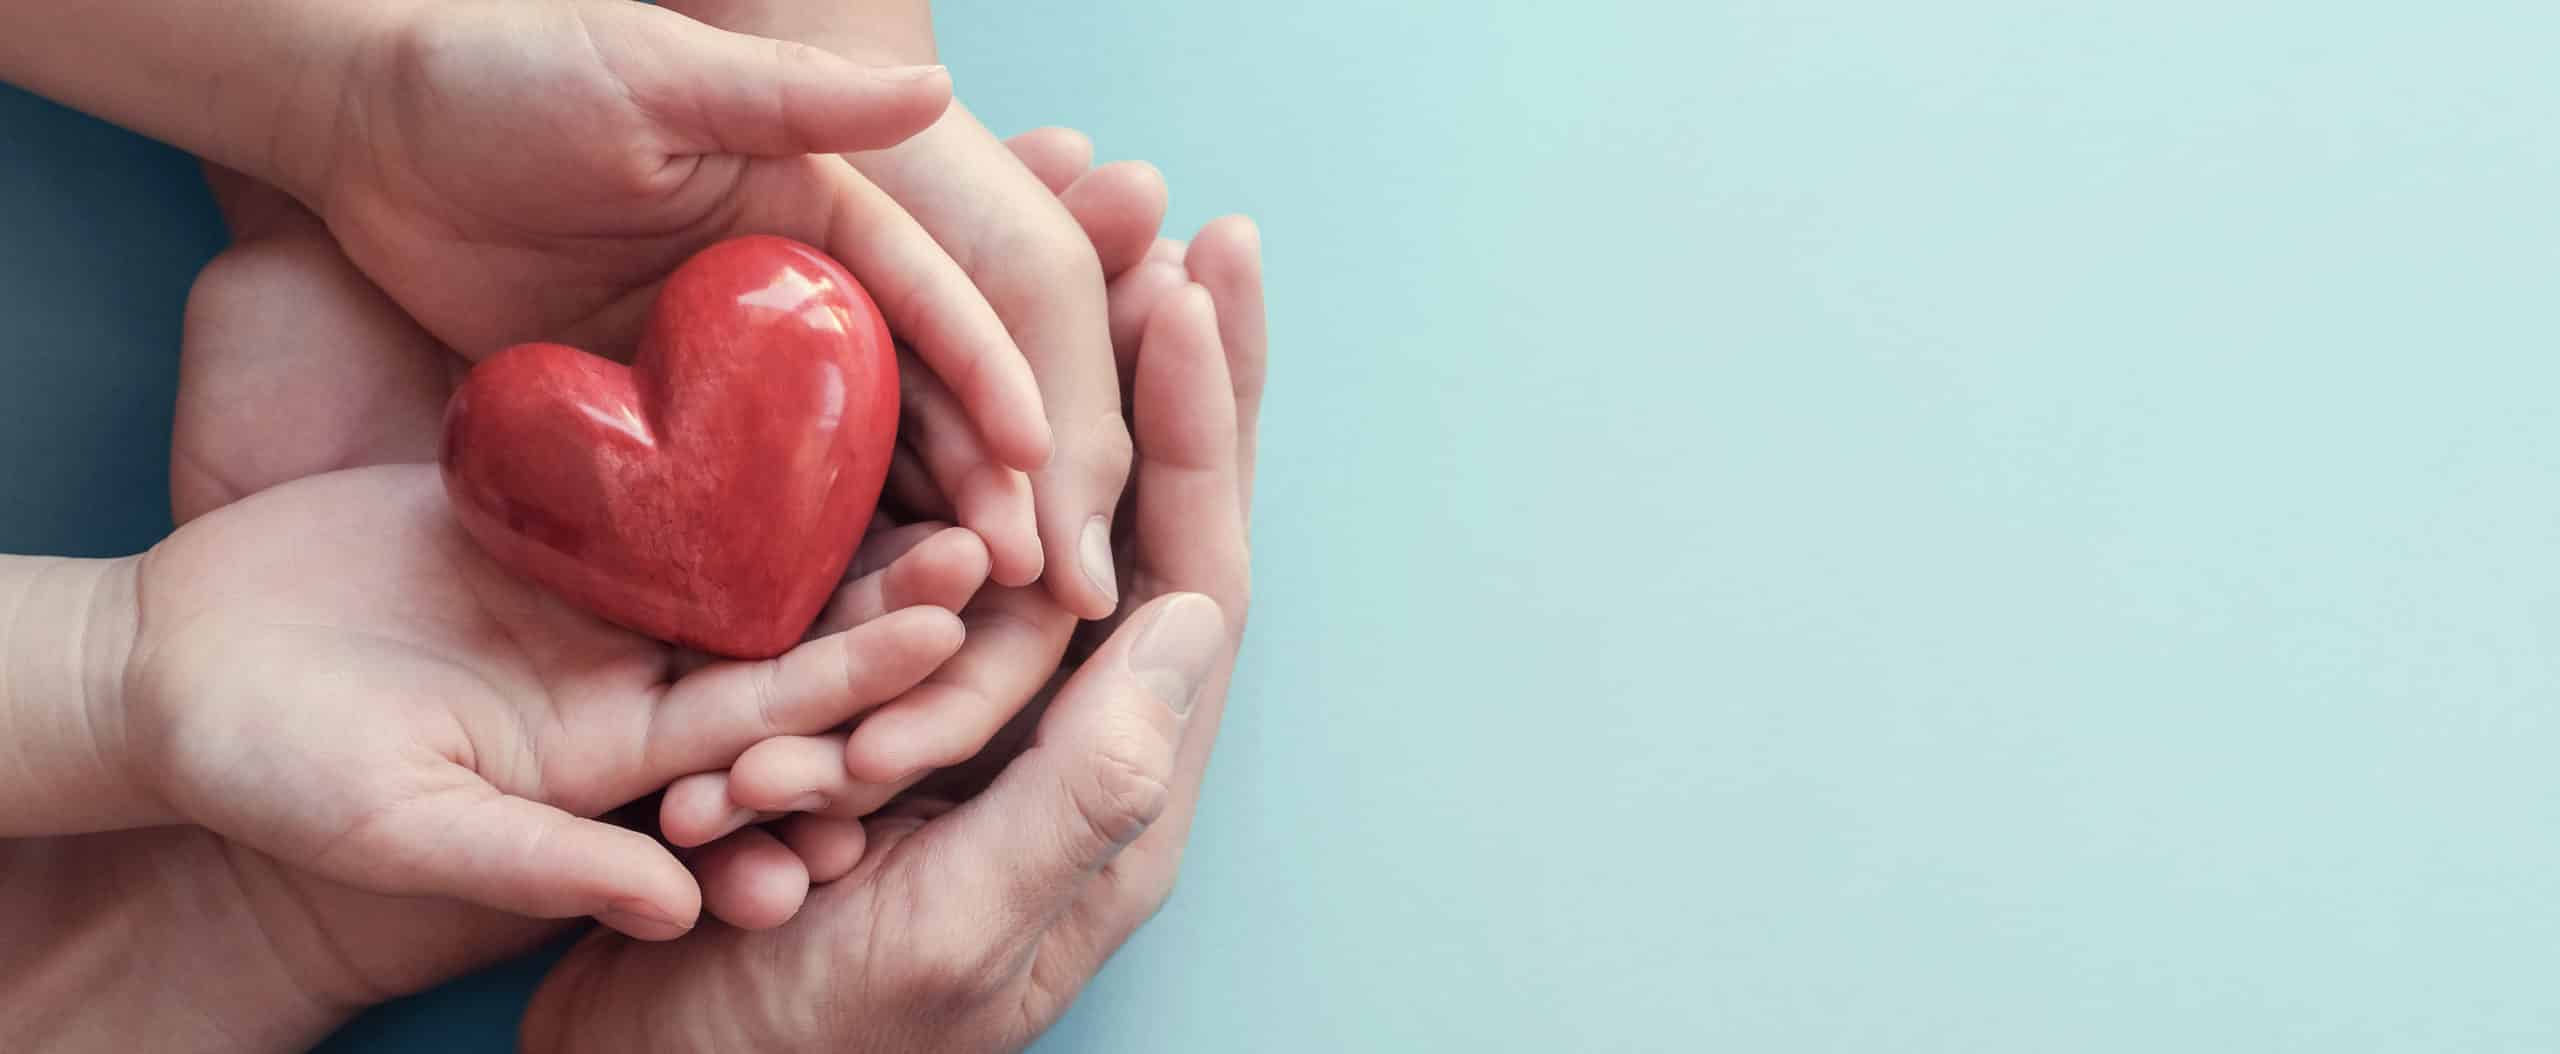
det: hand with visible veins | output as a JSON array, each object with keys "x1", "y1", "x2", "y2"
[
  {"x1": 521, "y1": 209, "x2": 1265, "y2": 1054},
  {"x1": 173, "y1": 125, "x2": 1182, "y2": 930},
  {"x1": 656, "y1": 135, "x2": 1252, "y2": 930}
]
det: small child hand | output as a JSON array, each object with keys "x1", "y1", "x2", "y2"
[{"x1": 121, "y1": 464, "x2": 965, "y2": 941}]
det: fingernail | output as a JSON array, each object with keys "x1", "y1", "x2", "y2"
[
  {"x1": 1130, "y1": 594, "x2": 1224, "y2": 714},
  {"x1": 787, "y1": 793, "x2": 830, "y2": 812},
  {"x1": 1080, "y1": 515, "x2": 1120, "y2": 609},
  {"x1": 598, "y1": 899, "x2": 691, "y2": 942},
  {"x1": 880, "y1": 63, "x2": 949, "y2": 81}
]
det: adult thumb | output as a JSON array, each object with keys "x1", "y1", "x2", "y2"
[
  {"x1": 611, "y1": 5, "x2": 951, "y2": 158},
  {"x1": 930, "y1": 594, "x2": 1228, "y2": 942},
  {"x1": 316, "y1": 775, "x2": 703, "y2": 942}
]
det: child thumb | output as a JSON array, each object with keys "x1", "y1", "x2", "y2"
[
  {"x1": 317, "y1": 779, "x2": 703, "y2": 942},
  {"x1": 610, "y1": 5, "x2": 950, "y2": 158}
]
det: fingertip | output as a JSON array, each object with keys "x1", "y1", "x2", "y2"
[
  {"x1": 1065, "y1": 160, "x2": 1172, "y2": 278},
  {"x1": 1048, "y1": 566, "x2": 1121, "y2": 622},
  {"x1": 660, "y1": 772, "x2": 749, "y2": 849},
  {"x1": 692, "y1": 828, "x2": 811, "y2": 931},
  {"x1": 1007, "y1": 126, "x2": 1097, "y2": 193},
  {"x1": 777, "y1": 814, "x2": 870, "y2": 883},
  {"x1": 1198, "y1": 214, "x2": 1263, "y2": 263},
  {"x1": 843, "y1": 729, "x2": 911, "y2": 787},
  {"x1": 843, "y1": 708, "x2": 938, "y2": 786},
  {"x1": 1108, "y1": 254, "x2": 1195, "y2": 360},
  {"x1": 988, "y1": 552, "x2": 1042, "y2": 589},
  {"x1": 1148, "y1": 282, "x2": 1216, "y2": 343},
  {"x1": 852, "y1": 63, "x2": 954, "y2": 137},
  {"x1": 903, "y1": 604, "x2": 969, "y2": 659},
  {"x1": 996, "y1": 414, "x2": 1054, "y2": 473},
  {"x1": 596, "y1": 843, "x2": 702, "y2": 941}
]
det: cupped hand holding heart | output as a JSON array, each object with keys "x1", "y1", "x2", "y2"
[{"x1": 441, "y1": 236, "x2": 898, "y2": 659}]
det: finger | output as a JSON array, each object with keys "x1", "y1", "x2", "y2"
[
  {"x1": 842, "y1": 583, "x2": 1078, "y2": 785},
  {"x1": 895, "y1": 353, "x2": 1042, "y2": 586},
  {"x1": 848, "y1": 105, "x2": 1121, "y2": 617},
  {"x1": 1105, "y1": 245, "x2": 1192, "y2": 383},
  {"x1": 1185, "y1": 216, "x2": 1269, "y2": 515},
  {"x1": 329, "y1": 775, "x2": 701, "y2": 941},
  {"x1": 849, "y1": 519, "x2": 956, "y2": 579},
  {"x1": 624, "y1": 6, "x2": 951, "y2": 157},
  {"x1": 1059, "y1": 161, "x2": 1170, "y2": 280},
  {"x1": 648, "y1": 606, "x2": 963, "y2": 780},
  {"x1": 930, "y1": 594, "x2": 1226, "y2": 943},
  {"x1": 1129, "y1": 285, "x2": 1246, "y2": 577},
  {"x1": 687, "y1": 825, "x2": 812, "y2": 930},
  {"x1": 775, "y1": 159, "x2": 1053, "y2": 470},
  {"x1": 810, "y1": 524, "x2": 992, "y2": 638},
  {"x1": 1073, "y1": 281, "x2": 1260, "y2": 944},
  {"x1": 1004, "y1": 126, "x2": 1095, "y2": 194},
  {"x1": 659, "y1": 770, "x2": 760, "y2": 849},
  {"x1": 729, "y1": 733, "x2": 900, "y2": 817},
  {"x1": 775, "y1": 813, "x2": 869, "y2": 883}
]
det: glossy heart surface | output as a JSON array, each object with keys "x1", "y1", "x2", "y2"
[{"x1": 440, "y1": 236, "x2": 897, "y2": 658}]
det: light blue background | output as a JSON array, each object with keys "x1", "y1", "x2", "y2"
[{"x1": 7, "y1": 2, "x2": 2560, "y2": 1050}]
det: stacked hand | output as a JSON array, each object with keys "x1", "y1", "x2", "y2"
[{"x1": 1, "y1": 0, "x2": 1265, "y2": 1048}]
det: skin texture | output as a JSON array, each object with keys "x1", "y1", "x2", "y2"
[
  {"x1": 522, "y1": 221, "x2": 1265, "y2": 1054},
  {"x1": 173, "y1": 126, "x2": 1177, "y2": 930},
  {"x1": 117, "y1": 0, "x2": 1053, "y2": 472},
  {"x1": 139, "y1": 174, "x2": 1265, "y2": 1053},
  {"x1": 0, "y1": 520, "x2": 1009, "y2": 1051},
  {"x1": 129, "y1": 462, "x2": 969, "y2": 938},
  {"x1": 666, "y1": 0, "x2": 1143, "y2": 620}
]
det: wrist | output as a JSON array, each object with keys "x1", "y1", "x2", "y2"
[
  {"x1": 0, "y1": 555, "x2": 166, "y2": 836},
  {"x1": 0, "y1": 0, "x2": 423, "y2": 205},
  {"x1": 249, "y1": 0, "x2": 436, "y2": 208}
]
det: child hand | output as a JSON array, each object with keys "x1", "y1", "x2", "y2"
[
  {"x1": 660, "y1": 137, "x2": 1268, "y2": 933},
  {"x1": 291, "y1": 0, "x2": 1049, "y2": 472},
  {"x1": 671, "y1": 0, "x2": 1161, "y2": 619},
  {"x1": 121, "y1": 464, "x2": 965, "y2": 940}
]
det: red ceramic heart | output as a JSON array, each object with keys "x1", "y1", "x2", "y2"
[{"x1": 440, "y1": 236, "x2": 897, "y2": 659}]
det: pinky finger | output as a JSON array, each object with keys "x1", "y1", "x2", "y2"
[
  {"x1": 900, "y1": 351, "x2": 1043, "y2": 586},
  {"x1": 776, "y1": 814, "x2": 870, "y2": 883},
  {"x1": 687, "y1": 825, "x2": 811, "y2": 931}
]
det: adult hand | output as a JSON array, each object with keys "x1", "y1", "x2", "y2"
[
  {"x1": 522, "y1": 217, "x2": 1265, "y2": 1053},
  {"x1": 646, "y1": 129, "x2": 1177, "y2": 928}
]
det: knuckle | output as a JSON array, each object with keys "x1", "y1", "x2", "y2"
[
  {"x1": 749, "y1": 662, "x2": 792, "y2": 738},
  {"x1": 1074, "y1": 740, "x2": 1171, "y2": 851}
]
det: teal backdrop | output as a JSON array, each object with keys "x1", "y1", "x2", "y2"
[{"x1": 6, "y1": 2, "x2": 2560, "y2": 1050}]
